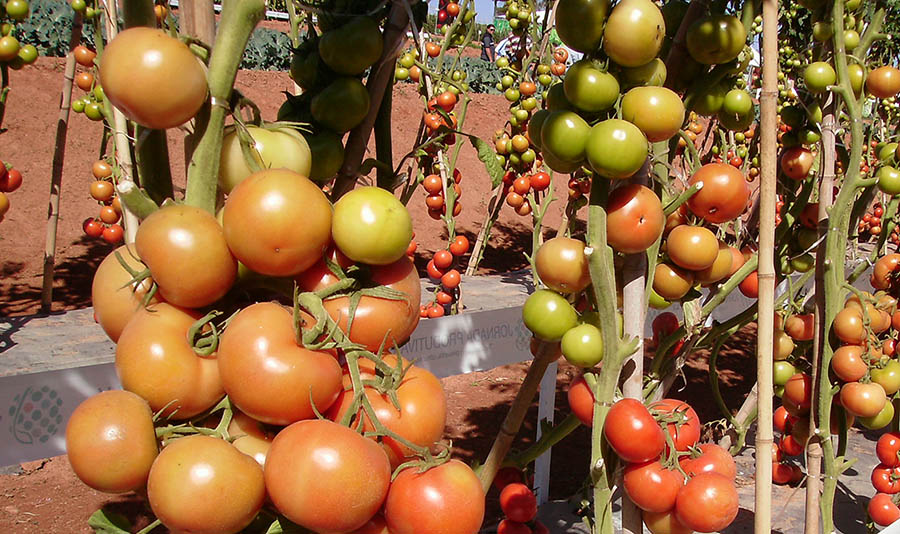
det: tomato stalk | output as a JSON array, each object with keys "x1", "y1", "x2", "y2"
[
  {"x1": 185, "y1": 0, "x2": 266, "y2": 213},
  {"x1": 0, "y1": 64, "x2": 8, "y2": 129},
  {"x1": 503, "y1": 413, "x2": 582, "y2": 470}
]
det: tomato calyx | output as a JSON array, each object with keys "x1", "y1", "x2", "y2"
[{"x1": 112, "y1": 249, "x2": 159, "y2": 309}]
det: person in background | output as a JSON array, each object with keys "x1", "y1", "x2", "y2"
[{"x1": 481, "y1": 24, "x2": 495, "y2": 62}]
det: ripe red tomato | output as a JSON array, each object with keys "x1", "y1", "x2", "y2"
[
  {"x1": 101, "y1": 224, "x2": 124, "y2": 244},
  {"x1": 100, "y1": 27, "x2": 207, "y2": 129},
  {"x1": 873, "y1": 253, "x2": 900, "y2": 290},
  {"x1": 686, "y1": 163, "x2": 750, "y2": 223},
  {"x1": 327, "y1": 354, "x2": 446, "y2": 468},
  {"x1": 739, "y1": 270, "x2": 759, "y2": 298},
  {"x1": 680, "y1": 443, "x2": 736, "y2": 480},
  {"x1": 0, "y1": 167, "x2": 21, "y2": 192},
  {"x1": 780, "y1": 434, "x2": 805, "y2": 456},
  {"x1": 674, "y1": 473, "x2": 739, "y2": 532},
  {"x1": 500, "y1": 483, "x2": 538, "y2": 523},
  {"x1": 878, "y1": 433, "x2": 900, "y2": 468},
  {"x1": 604, "y1": 398, "x2": 666, "y2": 463},
  {"x1": 783, "y1": 373, "x2": 812, "y2": 411},
  {"x1": 831, "y1": 345, "x2": 867, "y2": 382},
  {"x1": 869, "y1": 493, "x2": 900, "y2": 526},
  {"x1": 148, "y1": 435, "x2": 265, "y2": 534},
  {"x1": 772, "y1": 461, "x2": 793, "y2": 485},
  {"x1": 873, "y1": 464, "x2": 900, "y2": 494},
  {"x1": 650, "y1": 398, "x2": 700, "y2": 452},
  {"x1": 773, "y1": 405, "x2": 792, "y2": 432},
  {"x1": 781, "y1": 146, "x2": 815, "y2": 179},
  {"x1": 623, "y1": 460, "x2": 684, "y2": 513},
  {"x1": 83, "y1": 218, "x2": 104, "y2": 238},
  {"x1": 136, "y1": 204, "x2": 237, "y2": 308},
  {"x1": 91, "y1": 244, "x2": 158, "y2": 342},
  {"x1": 266, "y1": 419, "x2": 391, "y2": 532},
  {"x1": 450, "y1": 235, "x2": 470, "y2": 255},
  {"x1": 568, "y1": 376, "x2": 595, "y2": 426},
  {"x1": 66, "y1": 390, "x2": 158, "y2": 493},
  {"x1": 531, "y1": 171, "x2": 551, "y2": 191},
  {"x1": 607, "y1": 184, "x2": 665, "y2": 253},
  {"x1": 493, "y1": 466, "x2": 525, "y2": 491},
  {"x1": 535, "y1": 236, "x2": 591, "y2": 293},
  {"x1": 385, "y1": 460, "x2": 485, "y2": 534},
  {"x1": 498, "y1": 520, "x2": 532, "y2": 534},
  {"x1": 217, "y1": 302, "x2": 342, "y2": 425},
  {"x1": 115, "y1": 303, "x2": 225, "y2": 418},
  {"x1": 442, "y1": 268, "x2": 462, "y2": 289}
]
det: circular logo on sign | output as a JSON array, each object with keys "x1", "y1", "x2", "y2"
[{"x1": 8, "y1": 386, "x2": 64, "y2": 445}]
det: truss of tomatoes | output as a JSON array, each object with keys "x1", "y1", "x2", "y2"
[{"x1": 0, "y1": 159, "x2": 23, "y2": 223}]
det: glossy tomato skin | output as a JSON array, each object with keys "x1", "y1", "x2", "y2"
[
  {"x1": 602, "y1": 0, "x2": 665, "y2": 67},
  {"x1": 563, "y1": 60, "x2": 619, "y2": 113},
  {"x1": 604, "y1": 398, "x2": 666, "y2": 463},
  {"x1": 315, "y1": 256, "x2": 421, "y2": 352},
  {"x1": 217, "y1": 302, "x2": 342, "y2": 425},
  {"x1": 607, "y1": 184, "x2": 664, "y2": 254},
  {"x1": 686, "y1": 15, "x2": 746, "y2": 64},
  {"x1": 541, "y1": 111, "x2": 590, "y2": 163},
  {"x1": 522, "y1": 289, "x2": 578, "y2": 341},
  {"x1": 91, "y1": 244, "x2": 158, "y2": 342},
  {"x1": 680, "y1": 443, "x2": 737, "y2": 480},
  {"x1": 585, "y1": 119, "x2": 649, "y2": 179},
  {"x1": 870, "y1": 493, "x2": 900, "y2": 526},
  {"x1": 535, "y1": 236, "x2": 591, "y2": 293},
  {"x1": 695, "y1": 241, "x2": 733, "y2": 284},
  {"x1": 227, "y1": 410, "x2": 274, "y2": 467},
  {"x1": 877, "y1": 432, "x2": 900, "y2": 468},
  {"x1": 219, "y1": 126, "x2": 312, "y2": 193},
  {"x1": 332, "y1": 186, "x2": 413, "y2": 265},
  {"x1": 623, "y1": 461, "x2": 684, "y2": 513},
  {"x1": 554, "y1": 0, "x2": 610, "y2": 52},
  {"x1": 781, "y1": 146, "x2": 815, "y2": 180},
  {"x1": 135, "y1": 204, "x2": 237, "y2": 308},
  {"x1": 653, "y1": 263, "x2": 694, "y2": 301},
  {"x1": 115, "y1": 303, "x2": 224, "y2": 419},
  {"x1": 100, "y1": 27, "x2": 206, "y2": 129},
  {"x1": 650, "y1": 398, "x2": 700, "y2": 452},
  {"x1": 867, "y1": 66, "x2": 900, "y2": 99},
  {"x1": 666, "y1": 225, "x2": 719, "y2": 271},
  {"x1": 327, "y1": 354, "x2": 446, "y2": 468},
  {"x1": 318, "y1": 17, "x2": 383, "y2": 75},
  {"x1": 499, "y1": 483, "x2": 538, "y2": 522},
  {"x1": 223, "y1": 169, "x2": 332, "y2": 277},
  {"x1": 674, "y1": 472, "x2": 739, "y2": 532},
  {"x1": 311, "y1": 77, "x2": 370, "y2": 133},
  {"x1": 384, "y1": 459, "x2": 486, "y2": 534},
  {"x1": 872, "y1": 464, "x2": 900, "y2": 494},
  {"x1": 568, "y1": 376, "x2": 595, "y2": 426},
  {"x1": 266, "y1": 419, "x2": 391, "y2": 533},
  {"x1": 642, "y1": 510, "x2": 693, "y2": 534},
  {"x1": 841, "y1": 381, "x2": 887, "y2": 418},
  {"x1": 687, "y1": 163, "x2": 749, "y2": 223},
  {"x1": 66, "y1": 390, "x2": 158, "y2": 493},
  {"x1": 621, "y1": 87, "x2": 685, "y2": 143},
  {"x1": 147, "y1": 435, "x2": 265, "y2": 534}
]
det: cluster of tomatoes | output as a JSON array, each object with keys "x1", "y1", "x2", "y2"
[
  {"x1": 81, "y1": 159, "x2": 124, "y2": 244},
  {"x1": 0, "y1": 0, "x2": 38, "y2": 69},
  {"x1": 0, "y1": 159, "x2": 22, "y2": 222},
  {"x1": 70, "y1": 44, "x2": 106, "y2": 121},
  {"x1": 435, "y1": 0, "x2": 474, "y2": 44},
  {"x1": 869, "y1": 433, "x2": 900, "y2": 526},
  {"x1": 858, "y1": 202, "x2": 888, "y2": 241},
  {"x1": 419, "y1": 233, "x2": 468, "y2": 318},
  {"x1": 493, "y1": 480, "x2": 549, "y2": 534},
  {"x1": 500, "y1": 169, "x2": 550, "y2": 217}
]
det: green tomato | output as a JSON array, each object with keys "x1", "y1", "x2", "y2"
[
  {"x1": 686, "y1": 15, "x2": 746, "y2": 64},
  {"x1": 332, "y1": 186, "x2": 412, "y2": 265},
  {"x1": 540, "y1": 110, "x2": 590, "y2": 163},
  {"x1": 4, "y1": 0, "x2": 30, "y2": 20},
  {"x1": 318, "y1": 17, "x2": 383, "y2": 75},
  {"x1": 555, "y1": 0, "x2": 610, "y2": 52},
  {"x1": 621, "y1": 58, "x2": 667, "y2": 87},
  {"x1": 649, "y1": 288, "x2": 671, "y2": 309},
  {"x1": 877, "y1": 166, "x2": 900, "y2": 195},
  {"x1": 812, "y1": 21, "x2": 833, "y2": 42},
  {"x1": 83, "y1": 5, "x2": 95, "y2": 18},
  {"x1": 806, "y1": 101, "x2": 823, "y2": 124},
  {"x1": 508, "y1": 152, "x2": 522, "y2": 167},
  {"x1": 219, "y1": 126, "x2": 313, "y2": 193},
  {"x1": 496, "y1": 57, "x2": 510, "y2": 69},
  {"x1": 395, "y1": 67, "x2": 409, "y2": 81},
  {"x1": 84, "y1": 101, "x2": 105, "y2": 121},
  {"x1": 723, "y1": 88, "x2": 753, "y2": 116},
  {"x1": 563, "y1": 60, "x2": 620, "y2": 112},
  {"x1": 538, "y1": 73, "x2": 553, "y2": 86},
  {"x1": 537, "y1": 64, "x2": 551, "y2": 75},
  {"x1": 505, "y1": 88, "x2": 521, "y2": 102},
  {"x1": 872, "y1": 360, "x2": 900, "y2": 395},
  {"x1": 848, "y1": 63, "x2": 866, "y2": 95},
  {"x1": 522, "y1": 289, "x2": 578, "y2": 341},
  {"x1": 859, "y1": 400, "x2": 894, "y2": 430},
  {"x1": 804, "y1": 62, "x2": 836, "y2": 93},
  {"x1": 290, "y1": 49, "x2": 319, "y2": 90},
  {"x1": 398, "y1": 52, "x2": 415, "y2": 69},
  {"x1": 521, "y1": 96, "x2": 538, "y2": 111},
  {"x1": 844, "y1": 29, "x2": 860, "y2": 49},
  {"x1": 527, "y1": 109, "x2": 549, "y2": 150},
  {"x1": 514, "y1": 108, "x2": 530, "y2": 122},
  {"x1": 790, "y1": 253, "x2": 815, "y2": 273},
  {"x1": 585, "y1": 119, "x2": 648, "y2": 179},
  {"x1": 602, "y1": 0, "x2": 665, "y2": 67},
  {"x1": 691, "y1": 83, "x2": 727, "y2": 116},
  {"x1": 734, "y1": 132, "x2": 745, "y2": 143},
  {"x1": 17, "y1": 43, "x2": 37, "y2": 64},
  {"x1": 71, "y1": 98, "x2": 86, "y2": 113},
  {"x1": 521, "y1": 148, "x2": 536, "y2": 164},
  {"x1": 0, "y1": 35, "x2": 20, "y2": 62},
  {"x1": 310, "y1": 77, "x2": 370, "y2": 133},
  {"x1": 798, "y1": 128, "x2": 821, "y2": 144},
  {"x1": 70, "y1": 0, "x2": 86, "y2": 12},
  {"x1": 561, "y1": 323, "x2": 603, "y2": 367},
  {"x1": 796, "y1": 227, "x2": 817, "y2": 251},
  {"x1": 303, "y1": 131, "x2": 345, "y2": 183},
  {"x1": 501, "y1": 75, "x2": 515, "y2": 88},
  {"x1": 545, "y1": 83, "x2": 573, "y2": 111},
  {"x1": 773, "y1": 361, "x2": 796, "y2": 386},
  {"x1": 877, "y1": 143, "x2": 898, "y2": 162},
  {"x1": 780, "y1": 105, "x2": 804, "y2": 128}
]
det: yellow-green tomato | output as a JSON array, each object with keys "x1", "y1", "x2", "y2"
[
  {"x1": 563, "y1": 60, "x2": 620, "y2": 112},
  {"x1": 859, "y1": 399, "x2": 894, "y2": 430},
  {"x1": 561, "y1": 323, "x2": 603, "y2": 367},
  {"x1": 878, "y1": 166, "x2": 900, "y2": 195},
  {"x1": 522, "y1": 289, "x2": 578, "y2": 341},
  {"x1": 622, "y1": 58, "x2": 667, "y2": 87},
  {"x1": 602, "y1": 0, "x2": 665, "y2": 67},
  {"x1": 585, "y1": 119, "x2": 648, "y2": 179},
  {"x1": 621, "y1": 86, "x2": 685, "y2": 142},
  {"x1": 686, "y1": 15, "x2": 746, "y2": 65},
  {"x1": 332, "y1": 186, "x2": 412, "y2": 265},
  {"x1": 219, "y1": 126, "x2": 312, "y2": 194}
]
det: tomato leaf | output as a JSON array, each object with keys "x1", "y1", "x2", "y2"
[
  {"x1": 87, "y1": 508, "x2": 132, "y2": 534},
  {"x1": 468, "y1": 135, "x2": 504, "y2": 188},
  {"x1": 263, "y1": 516, "x2": 311, "y2": 534}
]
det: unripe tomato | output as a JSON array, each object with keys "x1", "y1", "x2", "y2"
[
  {"x1": 522, "y1": 289, "x2": 578, "y2": 341},
  {"x1": 602, "y1": 0, "x2": 665, "y2": 67},
  {"x1": 585, "y1": 119, "x2": 648, "y2": 179},
  {"x1": 621, "y1": 86, "x2": 685, "y2": 142},
  {"x1": 686, "y1": 15, "x2": 746, "y2": 64},
  {"x1": 534, "y1": 236, "x2": 590, "y2": 293},
  {"x1": 563, "y1": 60, "x2": 619, "y2": 112},
  {"x1": 666, "y1": 225, "x2": 718, "y2": 271},
  {"x1": 219, "y1": 125, "x2": 312, "y2": 193},
  {"x1": 333, "y1": 186, "x2": 413, "y2": 265}
]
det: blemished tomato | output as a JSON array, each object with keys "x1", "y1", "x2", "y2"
[
  {"x1": 568, "y1": 375, "x2": 595, "y2": 426},
  {"x1": 686, "y1": 15, "x2": 746, "y2": 64},
  {"x1": 115, "y1": 303, "x2": 225, "y2": 419},
  {"x1": 585, "y1": 119, "x2": 648, "y2": 179},
  {"x1": 327, "y1": 354, "x2": 446, "y2": 468},
  {"x1": 500, "y1": 483, "x2": 538, "y2": 522},
  {"x1": 223, "y1": 168, "x2": 331, "y2": 277},
  {"x1": 148, "y1": 435, "x2": 264, "y2": 534},
  {"x1": 554, "y1": 0, "x2": 610, "y2": 53},
  {"x1": 218, "y1": 125, "x2": 312, "y2": 193},
  {"x1": 642, "y1": 510, "x2": 693, "y2": 534},
  {"x1": 384, "y1": 460, "x2": 485, "y2": 534},
  {"x1": 650, "y1": 398, "x2": 700, "y2": 452},
  {"x1": 621, "y1": 87, "x2": 685, "y2": 143},
  {"x1": 311, "y1": 77, "x2": 370, "y2": 133},
  {"x1": 607, "y1": 184, "x2": 665, "y2": 254},
  {"x1": 872, "y1": 464, "x2": 900, "y2": 494},
  {"x1": 831, "y1": 345, "x2": 867, "y2": 382},
  {"x1": 680, "y1": 443, "x2": 736, "y2": 480},
  {"x1": 869, "y1": 493, "x2": 900, "y2": 526},
  {"x1": 541, "y1": 110, "x2": 590, "y2": 163},
  {"x1": 318, "y1": 17, "x2": 383, "y2": 75},
  {"x1": 666, "y1": 225, "x2": 719, "y2": 271},
  {"x1": 100, "y1": 27, "x2": 207, "y2": 129},
  {"x1": 217, "y1": 302, "x2": 341, "y2": 425},
  {"x1": 866, "y1": 66, "x2": 900, "y2": 99},
  {"x1": 840, "y1": 381, "x2": 887, "y2": 418},
  {"x1": 136, "y1": 204, "x2": 237, "y2": 308},
  {"x1": 604, "y1": 398, "x2": 666, "y2": 463},
  {"x1": 66, "y1": 390, "x2": 157, "y2": 493},
  {"x1": 623, "y1": 461, "x2": 684, "y2": 513},
  {"x1": 535, "y1": 236, "x2": 590, "y2": 293},
  {"x1": 333, "y1": 186, "x2": 413, "y2": 265},
  {"x1": 653, "y1": 263, "x2": 694, "y2": 300},
  {"x1": 877, "y1": 432, "x2": 900, "y2": 467},
  {"x1": 674, "y1": 472, "x2": 739, "y2": 532},
  {"x1": 522, "y1": 289, "x2": 578, "y2": 341},
  {"x1": 73, "y1": 44, "x2": 96, "y2": 67},
  {"x1": 91, "y1": 244, "x2": 158, "y2": 342},
  {"x1": 320, "y1": 256, "x2": 422, "y2": 351},
  {"x1": 602, "y1": 0, "x2": 664, "y2": 67},
  {"x1": 563, "y1": 60, "x2": 619, "y2": 113},
  {"x1": 686, "y1": 163, "x2": 750, "y2": 223},
  {"x1": 266, "y1": 419, "x2": 391, "y2": 533}
]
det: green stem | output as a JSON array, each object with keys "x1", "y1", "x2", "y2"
[
  {"x1": 0, "y1": 64, "x2": 9, "y2": 130},
  {"x1": 506, "y1": 414, "x2": 582, "y2": 469},
  {"x1": 135, "y1": 519, "x2": 162, "y2": 534},
  {"x1": 185, "y1": 0, "x2": 266, "y2": 213}
]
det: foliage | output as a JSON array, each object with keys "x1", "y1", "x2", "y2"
[{"x1": 240, "y1": 24, "x2": 293, "y2": 70}]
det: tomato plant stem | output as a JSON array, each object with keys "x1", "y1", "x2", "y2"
[
  {"x1": 374, "y1": 84, "x2": 394, "y2": 190},
  {"x1": 185, "y1": 0, "x2": 266, "y2": 213}
]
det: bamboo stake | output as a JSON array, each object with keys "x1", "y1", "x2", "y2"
[
  {"x1": 755, "y1": 0, "x2": 778, "y2": 530},
  {"x1": 39, "y1": 14, "x2": 83, "y2": 314}
]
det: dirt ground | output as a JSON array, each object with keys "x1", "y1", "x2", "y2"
[{"x1": 0, "y1": 58, "x2": 759, "y2": 533}]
